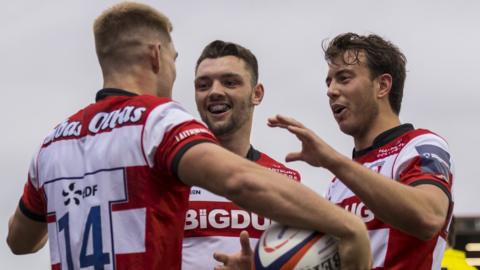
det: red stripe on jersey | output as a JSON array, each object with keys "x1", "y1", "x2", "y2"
[
  {"x1": 46, "y1": 213, "x2": 56, "y2": 223},
  {"x1": 20, "y1": 176, "x2": 46, "y2": 218},
  {"x1": 380, "y1": 229, "x2": 438, "y2": 270}
]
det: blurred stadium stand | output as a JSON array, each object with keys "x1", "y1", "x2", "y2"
[{"x1": 454, "y1": 217, "x2": 480, "y2": 269}]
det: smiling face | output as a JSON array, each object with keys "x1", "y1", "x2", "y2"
[
  {"x1": 326, "y1": 51, "x2": 380, "y2": 139},
  {"x1": 194, "y1": 56, "x2": 262, "y2": 137}
]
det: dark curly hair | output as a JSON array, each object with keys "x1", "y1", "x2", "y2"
[
  {"x1": 323, "y1": 33, "x2": 407, "y2": 115},
  {"x1": 196, "y1": 40, "x2": 258, "y2": 86}
]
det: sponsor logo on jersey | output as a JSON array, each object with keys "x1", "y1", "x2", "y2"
[
  {"x1": 62, "y1": 182, "x2": 99, "y2": 206},
  {"x1": 89, "y1": 106, "x2": 146, "y2": 134},
  {"x1": 269, "y1": 168, "x2": 297, "y2": 180},
  {"x1": 175, "y1": 128, "x2": 211, "y2": 142},
  {"x1": 190, "y1": 188, "x2": 201, "y2": 195},
  {"x1": 44, "y1": 120, "x2": 82, "y2": 144},
  {"x1": 339, "y1": 197, "x2": 375, "y2": 223},
  {"x1": 344, "y1": 201, "x2": 374, "y2": 223},
  {"x1": 377, "y1": 140, "x2": 406, "y2": 158},
  {"x1": 185, "y1": 207, "x2": 270, "y2": 231}
]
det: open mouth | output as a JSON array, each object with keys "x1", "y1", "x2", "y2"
[
  {"x1": 331, "y1": 104, "x2": 346, "y2": 115},
  {"x1": 207, "y1": 103, "x2": 231, "y2": 115}
]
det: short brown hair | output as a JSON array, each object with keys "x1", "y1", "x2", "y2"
[
  {"x1": 196, "y1": 40, "x2": 259, "y2": 86},
  {"x1": 94, "y1": 2, "x2": 172, "y2": 68},
  {"x1": 323, "y1": 33, "x2": 407, "y2": 115}
]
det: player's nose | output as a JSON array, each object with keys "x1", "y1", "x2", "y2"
[
  {"x1": 208, "y1": 80, "x2": 226, "y2": 98},
  {"x1": 326, "y1": 84, "x2": 340, "y2": 100}
]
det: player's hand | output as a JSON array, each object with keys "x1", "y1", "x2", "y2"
[
  {"x1": 213, "y1": 230, "x2": 253, "y2": 270},
  {"x1": 267, "y1": 114, "x2": 340, "y2": 169},
  {"x1": 337, "y1": 220, "x2": 372, "y2": 270}
]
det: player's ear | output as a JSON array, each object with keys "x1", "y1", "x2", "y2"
[
  {"x1": 149, "y1": 43, "x2": 161, "y2": 74},
  {"x1": 252, "y1": 83, "x2": 264, "y2": 105},
  {"x1": 376, "y1": 73, "x2": 392, "y2": 99}
]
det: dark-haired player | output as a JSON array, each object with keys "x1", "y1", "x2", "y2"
[
  {"x1": 182, "y1": 40, "x2": 300, "y2": 270},
  {"x1": 269, "y1": 32, "x2": 454, "y2": 269}
]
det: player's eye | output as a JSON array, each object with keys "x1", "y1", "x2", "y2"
[
  {"x1": 223, "y1": 79, "x2": 239, "y2": 88},
  {"x1": 195, "y1": 80, "x2": 211, "y2": 91},
  {"x1": 338, "y1": 75, "x2": 351, "y2": 84}
]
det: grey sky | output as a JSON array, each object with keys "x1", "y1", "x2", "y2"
[{"x1": 1, "y1": 0, "x2": 479, "y2": 268}]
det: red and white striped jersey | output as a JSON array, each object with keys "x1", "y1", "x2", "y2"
[
  {"x1": 19, "y1": 88, "x2": 218, "y2": 270},
  {"x1": 326, "y1": 124, "x2": 454, "y2": 270},
  {"x1": 182, "y1": 148, "x2": 300, "y2": 270}
]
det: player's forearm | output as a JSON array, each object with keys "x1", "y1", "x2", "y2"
[
  {"x1": 327, "y1": 155, "x2": 448, "y2": 239},
  {"x1": 7, "y1": 207, "x2": 48, "y2": 254},
  {"x1": 179, "y1": 143, "x2": 368, "y2": 240},
  {"x1": 226, "y1": 166, "x2": 368, "y2": 241}
]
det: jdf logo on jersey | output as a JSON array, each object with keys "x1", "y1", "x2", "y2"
[{"x1": 62, "y1": 182, "x2": 99, "y2": 206}]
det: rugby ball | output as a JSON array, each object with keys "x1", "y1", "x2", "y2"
[{"x1": 254, "y1": 222, "x2": 340, "y2": 270}]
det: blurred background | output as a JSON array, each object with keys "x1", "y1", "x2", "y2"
[{"x1": 1, "y1": 0, "x2": 479, "y2": 268}]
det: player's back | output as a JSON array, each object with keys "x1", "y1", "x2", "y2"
[{"x1": 24, "y1": 89, "x2": 217, "y2": 270}]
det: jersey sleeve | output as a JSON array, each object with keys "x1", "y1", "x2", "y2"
[
  {"x1": 142, "y1": 101, "x2": 218, "y2": 177},
  {"x1": 19, "y1": 151, "x2": 47, "y2": 222},
  {"x1": 393, "y1": 133, "x2": 454, "y2": 200},
  {"x1": 291, "y1": 170, "x2": 301, "y2": 182}
]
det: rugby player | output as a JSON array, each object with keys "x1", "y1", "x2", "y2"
[
  {"x1": 269, "y1": 32, "x2": 454, "y2": 269},
  {"x1": 183, "y1": 40, "x2": 301, "y2": 269},
  {"x1": 7, "y1": 4, "x2": 371, "y2": 270}
]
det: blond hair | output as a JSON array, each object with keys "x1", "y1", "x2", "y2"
[{"x1": 94, "y1": 2, "x2": 172, "y2": 69}]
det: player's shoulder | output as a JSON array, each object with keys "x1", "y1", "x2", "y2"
[
  {"x1": 401, "y1": 127, "x2": 450, "y2": 150},
  {"x1": 393, "y1": 126, "x2": 453, "y2": 176},
  {"x1": 251, "y1": 147, "x2": 301, "y2": 181}
]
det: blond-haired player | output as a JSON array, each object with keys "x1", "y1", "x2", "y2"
[{"x1": 7, "y1": 3, "x2": 371, "y2": 269}]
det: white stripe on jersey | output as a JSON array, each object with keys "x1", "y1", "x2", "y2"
[
  {"x1": 369, "y1": 228, "x2": 389, "y2": 268},
  {"x1": 142, "y1": 102, "x2": 194, "y2": 168},
  {"x1": 112, "y1": 208, "x2": 147, "y2": 254},
  {"x1": 189, "y1": 187, "x2": 230, "y2": 202},
  {"x1": 37, "y1": 125, "x2": 146, "y2": 184},
  {"x1": 327, "y1": 180, "x2": 356, "y2": 203},
  {"x1": 48, "y1": 221, "x2": 61, "y2": 265},
  {"x1": 431, "y1": 237, "x2": 447, "y2": 270}
]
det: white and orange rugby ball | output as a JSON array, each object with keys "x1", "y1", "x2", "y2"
[{"x1": 254, "y1": 222, "x2": 340, "y2": 270}]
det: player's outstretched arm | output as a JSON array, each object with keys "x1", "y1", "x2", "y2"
[
  {"x1": 7, "y1": 206, "x2": 47, "y2": 254},
  {"x1": 178, "y1": 142, "x2": 372, "y2": 269},
  {"x1": 268, "y1": 114, "x2": 450, "y2": 240}
]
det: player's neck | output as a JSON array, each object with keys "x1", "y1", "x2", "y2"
[
  {"x1": 218, "y1": 123, "x2": 252, "y2": 158},
  {"x1": 103, "y1": 70, "x2": 159, "y2": 97},
  {"x1": 353, "y1": 112, "x2": 401, "y2": 151}
]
